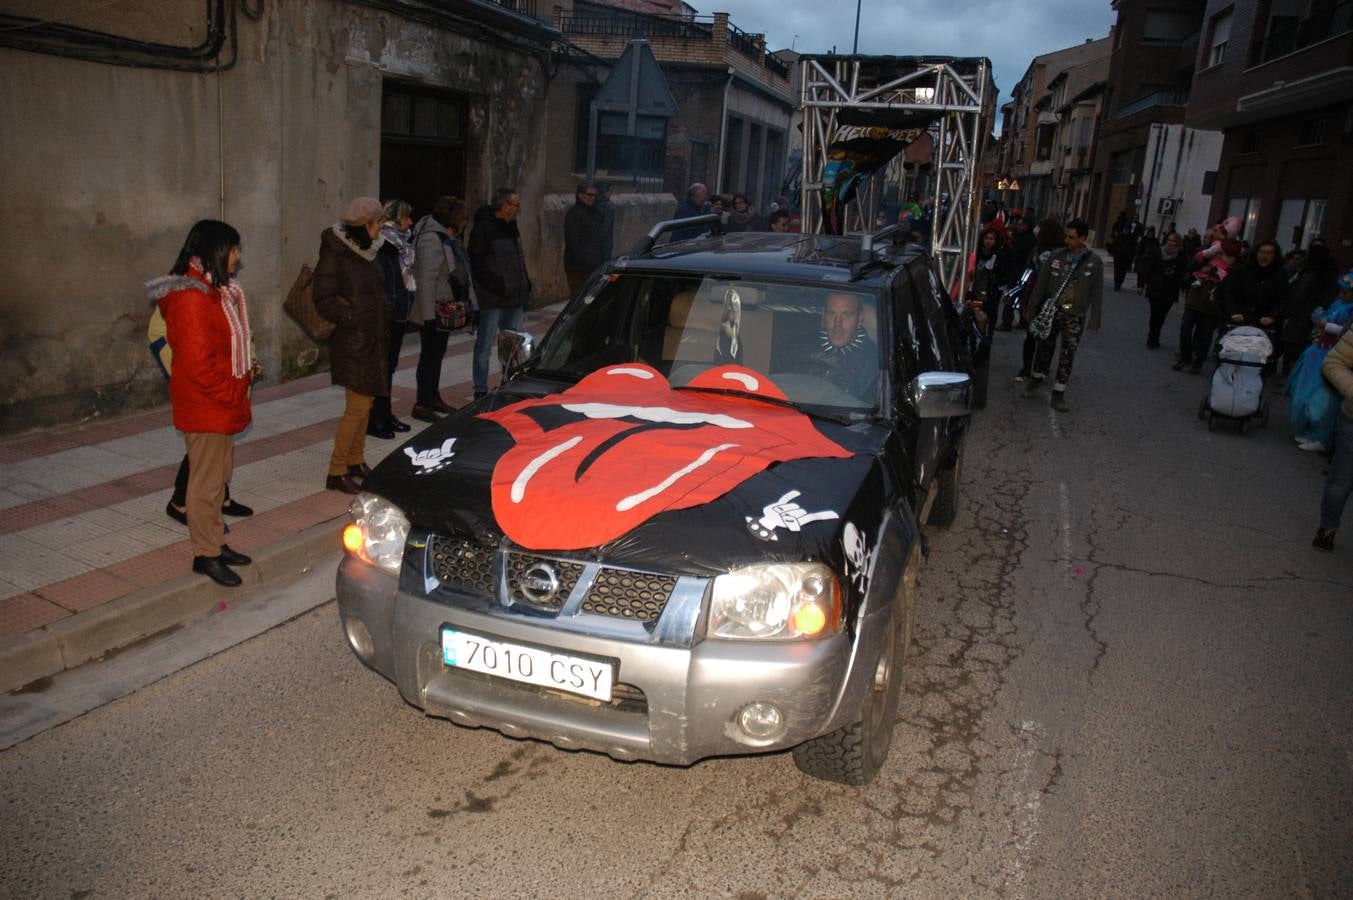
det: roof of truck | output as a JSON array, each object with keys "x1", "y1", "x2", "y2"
[{"x1": 617, "y1": 231, "x2": 928, "y2": 286}]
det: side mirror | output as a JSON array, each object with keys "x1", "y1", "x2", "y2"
[
  {"x1": 497, "y1": 329, "x2": 534, "y2": 375},
  {"x1": 906, "y1": 371, "x2": 971, "y2": 418}
]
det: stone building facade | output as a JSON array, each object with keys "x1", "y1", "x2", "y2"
[{"x1": 0, "y1": 0, "x2": 554, "y2": 435}]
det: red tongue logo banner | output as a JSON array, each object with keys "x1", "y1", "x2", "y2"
[{"x1": 479, "y1": 364, "x2": 851, "y2": 550}]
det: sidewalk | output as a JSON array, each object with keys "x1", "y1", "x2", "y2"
[{"x1": 0, "y1": 308, "x2": 561, "y2": 693}]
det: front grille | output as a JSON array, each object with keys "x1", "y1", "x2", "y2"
[
  {"x1": 581, "y1": 569, "x2": 678, "y2": 622},
  {"x1": 427, "y1": 536, "x2": 496, "y2": 595},
  {"x1": 505, "y1": 554, "x2": 585, "y2": 611}
]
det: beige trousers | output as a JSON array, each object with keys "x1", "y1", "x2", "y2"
[
  {"x1": 329, "y1": 390, "x2": 373, "y2": 476},
  {"x1": 184, "y1": 432, "x2": 234, "y2": 558}
]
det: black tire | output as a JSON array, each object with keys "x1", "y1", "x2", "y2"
[
  {"x1": 793, "y1": 545, "x2": 917, "y2": 785},
  {"x1": 1197, "y1": 397, "x2": 1208, "y2": 420},
  {"x1": 926, "y1": 444, "x2": 962, "y2": 527},
  {"x1": 971, "y1": 356, "x2": 990, "y2": 410},
  {"x1": 1239, "y1": 419, "x2": 1249, "y2": 435},
  {"x1": 1260, "y1": 402, "x2": 1270, "y2": 428},
  {"x1": 1206, "y1": 412, "x2": 1216, "y2": 432}
]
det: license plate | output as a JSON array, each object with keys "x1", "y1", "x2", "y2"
[{"x1": 441, "y1": 627, "x2": 614, "y2": 702}]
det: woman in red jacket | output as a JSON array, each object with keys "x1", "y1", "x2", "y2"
[{"x1": 146, "y1": 220, "x2": 256, "y2": 587}]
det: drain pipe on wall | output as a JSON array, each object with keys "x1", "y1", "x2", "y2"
[
  {"x1": 715, "y1": 66, "x2": 735, "y2": 194},
  {"x1": 217, "y1": 59, "x2": 226, "y2": 219}
]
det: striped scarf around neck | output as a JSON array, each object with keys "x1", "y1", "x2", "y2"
[{"x1": 190, "y1": 256, "x2": 252, "y2": 378}]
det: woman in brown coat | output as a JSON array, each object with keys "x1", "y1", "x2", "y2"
[{"x1": 315, "y1": 197, "x2": 392, "y2": 494}]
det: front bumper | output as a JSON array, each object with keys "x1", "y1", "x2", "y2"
[{"x1": 335, "y1": 555, "x2": 889, "y2": 767}]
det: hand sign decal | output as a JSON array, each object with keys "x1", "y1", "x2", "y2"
[
  {"x1": 745, "y1": 489, "x2": 840, "y2": 541},
  {"x1": 405, "y1": 438, "x2": 457, "y2": 475}
]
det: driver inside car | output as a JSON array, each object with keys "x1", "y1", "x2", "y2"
[{"x1": 795, "y1": 292, "x2": 879, "y2": 401}]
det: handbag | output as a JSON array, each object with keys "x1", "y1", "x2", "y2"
[
  {"x1": 434, "y1": 298, "x2": 468, "y2": 332},
  {"x1": 283, "y1": 263, "x2": 334, "y2": 342}
]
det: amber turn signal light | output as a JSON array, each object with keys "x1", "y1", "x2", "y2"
[{"x1": 342, "y1": 523, "x2": 364, "y2": 554}]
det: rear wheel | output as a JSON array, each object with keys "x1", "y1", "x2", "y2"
[
  {"x1": 1197, "y1": 397, "x2": 1208, "y2": 420},
  {"x1": 793, "y1": 545, "x2": 917, "y2": 785},
  {"x1": 1260, "y1": 402, "x2": 1270, "y2": 428},
  {"x1": 1206, "y1": 412, "x2": 1216, "y2": 432},
  {"x1": 1239, "y1": 419, "x2": 1249, "y2": 435}
]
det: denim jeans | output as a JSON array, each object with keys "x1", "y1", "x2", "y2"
[
  {"x1": 473, "y1": 305, "x2": 524, "y2": 394},
  {"x1": 1319, "y1": 413, "x2": 1353, "y2": 530}
]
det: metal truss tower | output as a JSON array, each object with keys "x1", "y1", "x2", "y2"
[{"x1": 798, "y1": 55, "x2": 996, "y2": 299}]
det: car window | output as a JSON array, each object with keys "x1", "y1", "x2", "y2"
[
  {"x1": 907, "y1": 262, "x2": 959, "y2": 371},
  {"x1": 535, "y1": 275, "x2": 639, "y2": 375},
  {"x1": 889, "y1": 269, "x2": 923, "y2": 382},
  {"x1": 538, "y1": 274, "x2": 883, "y2": 414}
]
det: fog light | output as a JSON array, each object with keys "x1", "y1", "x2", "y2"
[
  {"x1": 345, "y1": 617, "x2": 374, "y2": 662},
  {"x1": 737, "y1": 702, "x2": 786, "y2": 741}
]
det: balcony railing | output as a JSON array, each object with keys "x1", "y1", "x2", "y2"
[
  {"x1": 558, "y1": 11, "x2": 713, "y2": 40},
  {"x1": 726, "y1": 21, "x2": 760, "y2": 62},
  {"x1": 1252, "y1": 0, "x2": 1353, "y2": 65},
  {"x1": 1114, "y1": 90, "x2": 1189, "y2": 119},
  {"x1": 557, "y1": 7, "x2": 787, "y2": 81},
  {"x1": 487, "y1": 0, "x2": 539, "y2": 16}
]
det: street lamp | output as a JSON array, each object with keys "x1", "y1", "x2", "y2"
[{"x1": 853, "y1": 0, "x2": 862, "y2": 53}]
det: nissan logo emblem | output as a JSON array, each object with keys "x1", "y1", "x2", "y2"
[{"x1": 519, "y1": 562, "x2": 561, "y2": 604}]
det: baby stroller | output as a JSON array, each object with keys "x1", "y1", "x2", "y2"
[{"x1": 1197, "y1": 325, "x2": 1272, "y2": 434}]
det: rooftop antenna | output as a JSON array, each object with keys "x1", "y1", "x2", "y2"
[{"x1": 852, "y1": 0, "x2": 862, "y2": 53}]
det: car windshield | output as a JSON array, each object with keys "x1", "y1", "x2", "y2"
[{"x1": 535, "y1": 274, "x2": 883, "y2": 415}]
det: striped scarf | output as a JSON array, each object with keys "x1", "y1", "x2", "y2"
[{"x1": 190, "y1": 257, "x2": 252, "y2": 378}]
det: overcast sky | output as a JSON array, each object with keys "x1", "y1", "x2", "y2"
[{"x1": 697, "y1": 0, "x2": 1118, "y2": 106}]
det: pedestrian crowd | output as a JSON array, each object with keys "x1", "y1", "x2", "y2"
[
  {"x1": 145, "y1": 180, "x2": 558, "y2": 585},
  {"x1": 144, "y1": 184, "x2": 1353, "y2": 587},
  {"x1": 970, "y1": 205, "x2": 1353, "y2": 556}
]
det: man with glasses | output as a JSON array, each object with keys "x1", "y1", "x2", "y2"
[
  {"x1": 564, "y1": 182, "x2": 605, "y2": 297},
  {"x1": 469, "y1": 187, "x2": 532, "y2": 400}
]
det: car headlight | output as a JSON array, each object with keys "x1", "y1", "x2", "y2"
[
  {"x1": 342, "y1": 493, "x2": 410, "y2": 573},
  {"x1": 707, "y1": 563, "x2": 842, "y2": 640}
]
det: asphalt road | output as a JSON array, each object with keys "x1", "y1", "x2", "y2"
[{"x1": 3, "y1": 271, "x2": 1352, "y2": 898}]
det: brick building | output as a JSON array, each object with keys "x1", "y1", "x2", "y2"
[
  {"x1": 995, "y1": 35, "x2": 1111, "y2": 224},
  {"x1": 1087, "y1": 0, "x2": 1207, "y2": 240},
  {"x1": 1186, "y1": 0, "x2": 1353, "y2": 260},
  {"x1": 546, "y1": 0, "x2": 794, "y2": 206}
]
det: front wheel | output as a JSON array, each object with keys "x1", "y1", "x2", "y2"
[
  {"x1": 926, "y1": 444, "x2": 963, "y2": 527},
  {"x1": 792, "y1": 545, "x2": 918, "y2": 785}
]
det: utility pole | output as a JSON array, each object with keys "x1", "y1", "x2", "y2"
[{"x1": 852, "y1": 0, "x2": 861, "y2": 53}]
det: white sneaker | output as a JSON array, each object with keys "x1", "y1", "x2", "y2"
[{"x1": 1297, "y1": 439, "x2": 1327, "y2": 452}]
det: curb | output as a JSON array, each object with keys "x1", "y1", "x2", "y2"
[{"x1": 0, "y1": 517, "x2": 346, "y2": 694}]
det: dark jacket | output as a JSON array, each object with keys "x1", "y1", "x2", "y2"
[
  {"x1": 1220, "y1": 258, "x2": 1288, "y2": 326},
  {"x1": 597, "y1": 198, "x2": 616, "y2": 260},
  {"x1": 1004, "y1": 229, "x2": 1037, "y2": 277},
  {"x1": 1139, "y1": 246, "x2": 1188, "y2": 301},
  {"x1": 468, "y1": 206, "x2": 530, "y2": 310},
  {"x1": 564, "y1": 200, "x2": 605, "y2": 273},
  {"x1": 671, "y1": 199, "x2": 708, "y2": 241},
  {"x1": 377, "y1": 241, "x2": 413, "y2": 324},
  {"x1": 1027, "y1": 247, "x2": 1105, "y2": 329},
  {"x1": 1281, "y1": 254, "x2": 1339, "y2": 344},
  {"x1": 314, "y1": 226, "x2": 391, "y2": 397}
]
